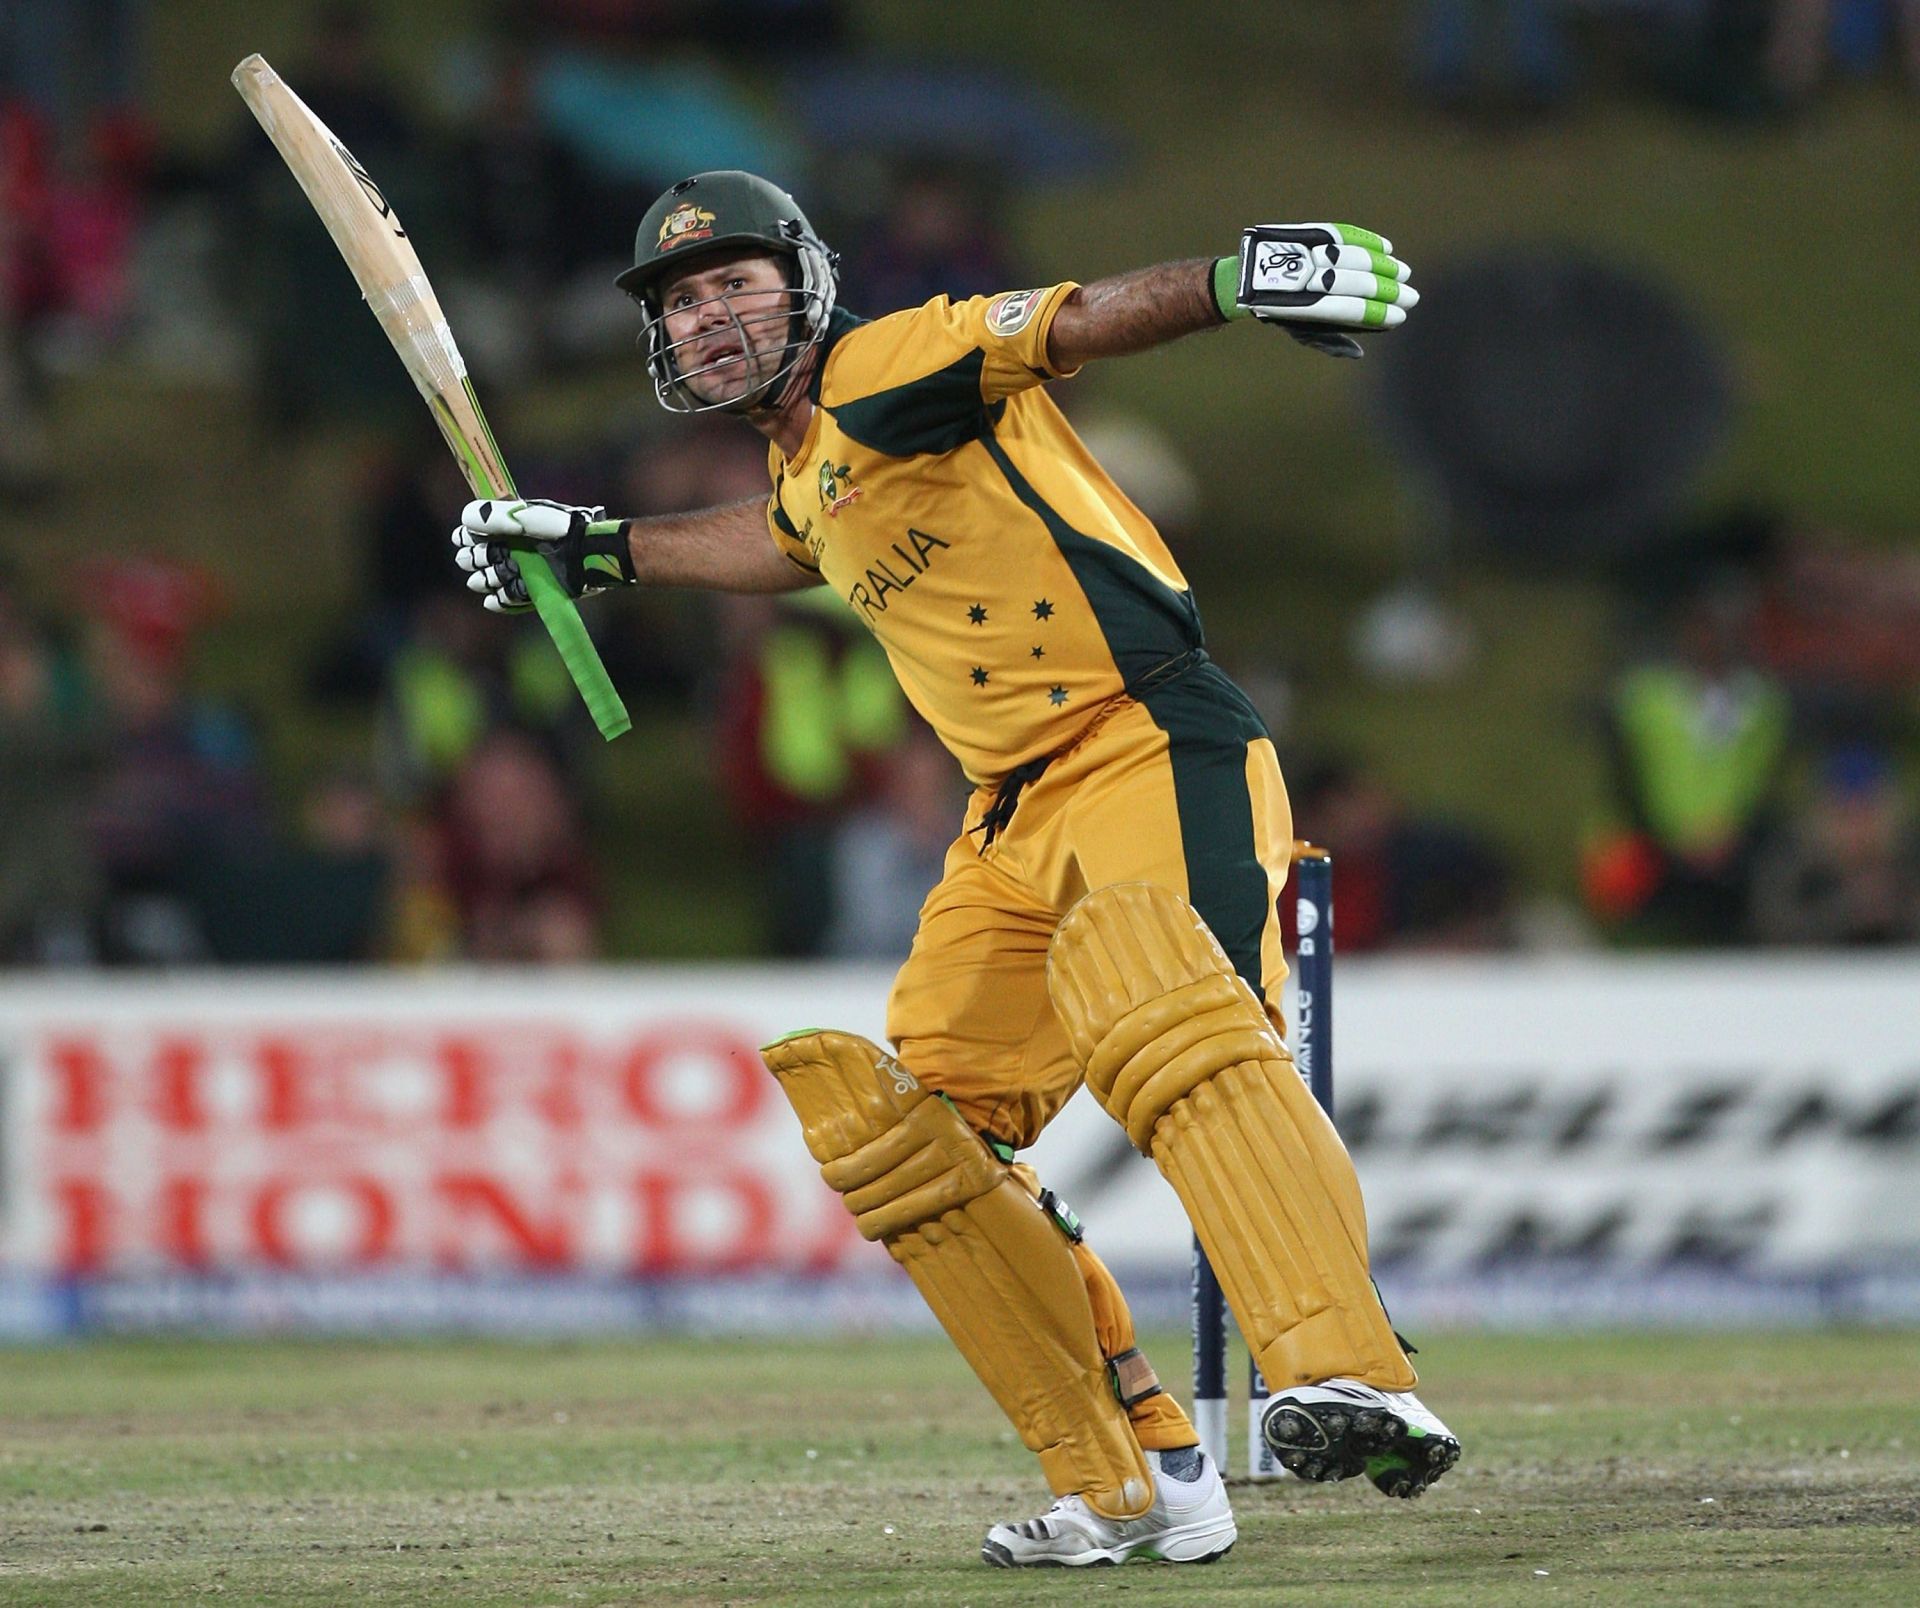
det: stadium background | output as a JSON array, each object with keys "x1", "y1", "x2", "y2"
[
  {"x1": 4, "y1": 6, "x2": 1919, "y2": 1601},
  {"x1": 2, "y1": 0, "x2": 1919, "y2": 1458}
]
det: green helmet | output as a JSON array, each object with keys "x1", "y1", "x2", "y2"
[{"x1": 615, "y1": 171, "x2": 839, "y2": 415}]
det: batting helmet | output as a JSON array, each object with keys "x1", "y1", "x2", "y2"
[{"x1": 615, "y1": 171, "x2": 839, "y2": 415}]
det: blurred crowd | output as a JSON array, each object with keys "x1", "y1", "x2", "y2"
[
  {"x1": 1581, "y1": 507, "x2": 1920, "y2": 946},
  {"x1": 1416, "y1": 0, "x2": 1920, "y2": 119},
  {"x1": 2, "y1": 1, "x2": 1918, "y2": 966}
]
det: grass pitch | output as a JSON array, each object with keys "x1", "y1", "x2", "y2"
[{"x1": 1, "y1": 1330, "x2": 1916, "y2": 1605}]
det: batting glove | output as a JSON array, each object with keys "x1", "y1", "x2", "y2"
[
  {"x1": 1212, "y1": 223, "x2": 1418, "y2": 359},
  {"x1": 451, "y1": 497, "x2": 635, "y2": 613}
]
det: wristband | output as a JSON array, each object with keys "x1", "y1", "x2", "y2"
[
  {"x1": 1211, "y1": 255, "x2": 1247, "y2": 322},
  {"x1": 584, "y1": 518, "x2": 639, "y2": 586}
]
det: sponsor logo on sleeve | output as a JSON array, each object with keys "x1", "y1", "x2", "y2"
[{"x1": 986, "y1": 288, "x2": 1045, "y2": 337}]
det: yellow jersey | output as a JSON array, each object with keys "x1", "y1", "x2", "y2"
[{"x1": 765, "y1": 285, "x2": 1205, "y2": 786}]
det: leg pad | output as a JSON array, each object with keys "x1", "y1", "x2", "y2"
[
  {"x1": 1047, "y1": 884, "x2": 1415, "y2": 1391},
  {"x1": 763, "y1": 1028, "x2": 1154, "y2": 1518}
]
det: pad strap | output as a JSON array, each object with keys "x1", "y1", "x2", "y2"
[
  {"x1": 1037, "y1": 1188, "x2": 1084, "y2": 1244},
  {"x1": 1108, "y1": 1345, "x2": 1165, "y2": 1409}
]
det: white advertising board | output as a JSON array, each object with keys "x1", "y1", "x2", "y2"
[{"x1": 1, "y1": 956, "x2": 1916, "y2": 1333}]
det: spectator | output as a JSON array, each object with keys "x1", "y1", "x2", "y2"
[
  {"x1": 713, "y1": 589, "x2": 907, "y2": 955},
  {"x1": 184, "y1": 765, "x2": 396, "y2": 965},
  {"x1": 1414, "y1": 0, "x2": 1573, "y2": 117},
  {"x1": 443, "y1": 56, "x2": 600, "y2": 383},
  {"x1": 594, "y1": 424, "x2": 763, "y2": 706},
  {"x1": 1291, "y1": 758, "x2": 1514, "y2": 952},
  {"x1": 308, "y1": 433, "x2": 474, "y2": 706},
  {"x1": 1751, "y1": 745, "x2": 1920, "y2": 945},
  {"x1": 0, "y1": 0, "x2": 147, "y2": 145},
  {"x1": 1586, "y1": 578, "x2": 1791, "y2": 943},
  {"x1": 825, "y1": 720, "x2": 962, "y2": 959},
  {"x1": 1, "y1": 96, "x2": 148, "y2": 377},
  {"x1": 530, "y1": 0, "x2": 846, "y2": 56},
  {"x1": 0, "y1": 572, "x2": 99, "y2": 961},
  {"x1": 1659, "y1": 0, "x2": 1794, "y2": 118},
  {"x1": 384, "y1": 808, "x2": 465, "y2": 965},
  {"x1": 0, "y1": 264, "x2": 54, "y2": 494},
  {"x1": 226, "y1": 3, "x2": 431, "y2": 432},
  {"x1": 433, "y1": 726, "x2": 601, "y2": 962},
  {"x1": 523, "y1": 34, "x2": 797, "y2": 189},
  {"x1": 1769, "y1": 0, "x2": 1920, "y2": 105},
  {"x1": 840, "y1": 165, "x2": 1022, "y2": 316},
  {"x1": 1748, "y1": 511, "x2": 1920, "y2": 695},
  {"x1": 287, "y1": 3, "x2": 414, "y2": 158},
  {"x1": 380, "y1": 593, "x2": 585, "y2": 801},
  {"x1": 79, "y1": 557, "x2": 269, "y2": 964}
]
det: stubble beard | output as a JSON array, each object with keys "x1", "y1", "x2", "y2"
[{"x1": 687, "y1": 342, "x2": 777, "y2": 409}]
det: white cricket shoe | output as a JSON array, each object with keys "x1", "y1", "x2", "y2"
[
  {"x1": 1260, "y1": 1378, "x2": 1461, "y2": 1497},
  {"x1": 980, "y1": 1448, "x2": 1236, "y2": 1568}
]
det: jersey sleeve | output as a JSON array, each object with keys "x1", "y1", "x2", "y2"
[
  {"x1": 766, "y1": 492, "x2": 821, "y2": 575},
  {"x1": 819, "y1": 284, "x2": 1083, "y2": 454},
  {"x1": 961, "y1": 282, "x2": 1084, "y2": 399}
]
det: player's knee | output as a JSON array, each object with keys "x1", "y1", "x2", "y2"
[
  {"x1": 1046, "y1": 882, "x2": 1280, "y2": 1151},
  {"x1": 762, "y1": 1028, "x2": 1004, "y2": 1241}
]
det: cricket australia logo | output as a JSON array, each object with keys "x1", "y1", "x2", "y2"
[
  {"x1": 817, "y1": 460, "x2": 862, "y2": 517},
  {"x1": 656, "y1": 202, "x2": 716, "y2": 252}
]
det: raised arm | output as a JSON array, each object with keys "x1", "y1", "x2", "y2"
[
  {"x1": 1044, "y1": 260, "x2": 1224, "y2": 371},
  {"x1": 453, "y1": 494, "x2": 818, "y2": 611},
  {"x1": 1046, "y1": 224, "x2": 1419, "y2": 372}
]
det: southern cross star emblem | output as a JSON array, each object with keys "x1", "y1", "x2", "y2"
[
  {"x1": 1030, "y1": 645, "x2": 1045, "y2": 659},
  {"x1": 1047, "y1": 685, "x2": 1068, "y2": 706},
  {"x1": 970, "y1": 667, "x2": 989, "y2": 686},
  {"x1": 967, "y1": 604, "x2": 987, "y2": 625},
  {"x1": 1032, "y1": 599, "x2": 1054, "y2": 620}
]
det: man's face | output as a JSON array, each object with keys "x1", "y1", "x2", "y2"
[{"x1": 656, "y1": 250, "x2": 795, "y2": 406}]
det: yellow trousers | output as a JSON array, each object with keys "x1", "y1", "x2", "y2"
[{"x1": 886, "y1": 659, "x2": 1294, "y2": 1450}]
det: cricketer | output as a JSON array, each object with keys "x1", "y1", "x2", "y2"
[{"x1": 452, "y1": 171, "x2": 1459, "y2": 1568}]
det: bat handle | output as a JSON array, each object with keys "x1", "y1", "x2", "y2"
[
  {"x1": 520, "y1": 557, "x2": 632, "y2": 740},
  {"x1": 449, "y1": 404, "x2": 630, "y2": 742}
]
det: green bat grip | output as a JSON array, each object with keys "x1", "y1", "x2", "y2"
[
  {"x1": 441, "y1": 387, "x2": 631, "y2": 742},
  {"x1": 521, "y1": 556, "x2": 633, "y2": 741}
]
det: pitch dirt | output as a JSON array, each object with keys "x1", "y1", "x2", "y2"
[{"x1": 1, "y1": 1330, "x2": 1916, "y2": 1605}]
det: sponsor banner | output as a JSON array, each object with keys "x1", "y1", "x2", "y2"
[
  {"x1": 2, "y1": 957, "x2": 1918, "y2": 1333},
  {"x1": 1034, "y1": 955, "x2": 1920, "y2": 1282},
  {"x1": 0, "y1": 968, "x2": 897, "y2": 1289}
]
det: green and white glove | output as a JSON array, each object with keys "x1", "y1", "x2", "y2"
[
  {"x1": 452, "y1": 497, "x2": 635, "y2": 613},
  {"x1": 1212, "y1": 223, "x2": 1417, "y2": 359}
]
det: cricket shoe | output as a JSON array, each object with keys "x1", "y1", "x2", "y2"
[
  {"x1": 1260, "y1": 1380, "x2": 1461, "y2": 1497},
  {"x1": 980, "y1": 1448, "x2": 1236, "y2": 1567}
]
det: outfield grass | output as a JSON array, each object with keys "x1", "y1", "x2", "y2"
[{"x1": 1, "y1": 1330, "x2": 1916, "y2": 1604}]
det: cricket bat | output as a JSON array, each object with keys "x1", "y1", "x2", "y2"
[{"x1": 231, "y1": 53, "x2": 630, "y2": 741}]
